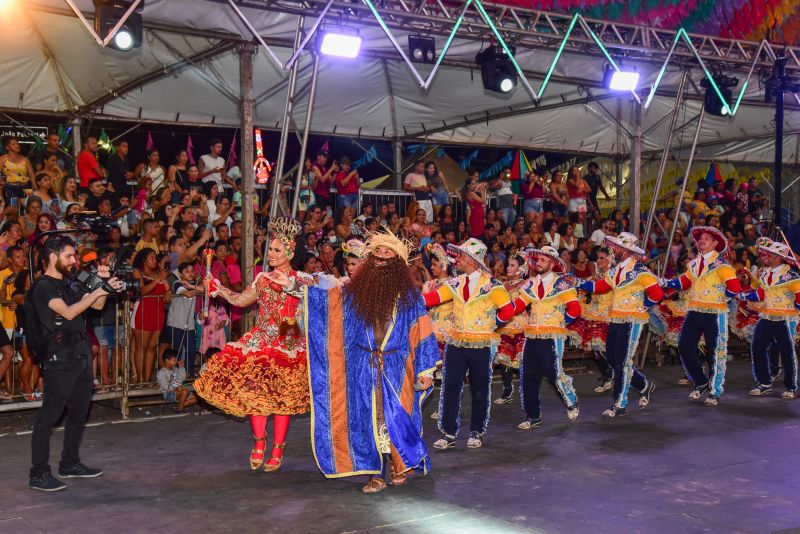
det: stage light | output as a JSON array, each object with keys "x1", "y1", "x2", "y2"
[
  {"x1": 408, "y1": 35, "x2": 435, "y2": 64},
  {"x1": 476, "y1": 45, "x2": 517, "y2": 94},
  {"x1": 317, "y1": 30, "x2": 362, "y2": 59},
  {"x1": 603, "y1": 65, "x2": 639, "y2": 91},
  {"x1": 94, "y1": 0, "x2": 144, "y2": 51},
  {"x1": 701, "y1": 74, "x2": 738, "y2": 117}
]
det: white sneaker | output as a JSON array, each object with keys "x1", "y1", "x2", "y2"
[
  {"x1": 749, "y1": 385, "x2": 773, "y2": 396},
  {"x1": 703, "y1": 395, "x2": 719, "y2": 407},
  {"x1": 782, "y1": 390, "x2": 796, "y2": 400},
  {"x1": 593, "y1": 380, "x2": 612, "y2": 394},
  {"x1": 432, "y1": 435, "x2": 455, "y2": 450},
  {"x1": 518, "y1": 418, "x2": 543, "y2": 430},
  {"x1": 466, "y1": 432, "x2": 483, "y2": 448},
  {"x1": 567, "y1": 406, "x2": 579, "y2": 421}
]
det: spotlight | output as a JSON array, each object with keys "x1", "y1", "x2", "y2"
[
  {"x1": 317, "y1": 29, "x2": 362, "y2": 59},
  {"x1": 700, "y1": 74, "x2": 738, "y2": 117},
  {"x1": 476, "y1": 45, "x2": 517, "y2": 94},
  {"x1": 408, "y1": 35, "x2": 435, "y2": 64},
  {"x1": 94, "y1": 0, "x2": 143, "y2": 51},
  {"x1": 603, "y1": 65, "x2": 639, "y2": 91}
]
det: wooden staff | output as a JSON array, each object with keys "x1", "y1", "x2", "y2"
[{"x1": 199, "y1": 247, "x2": 215, "y2": 321}]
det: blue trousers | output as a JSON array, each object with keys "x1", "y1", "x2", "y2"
[
  {"x1": 438, "y1": 345, "x2": 493, "y2": 437},
  {"x1": 678, "y1": 311, "x2": 728, "y2": 397},
  {"x1": 751, "y1": 318, "x2": 799, "y2": 391},
  {"x1": 606, "y1": 322, "x2": 647, "y2": 409},
  {"x1": 519, "y1": 337, "x2": 577, "y2": 420}
]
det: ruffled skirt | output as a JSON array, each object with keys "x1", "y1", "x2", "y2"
[
  {"x1": 496, "y1": 333, "x2": 525, "y2": 368},
  {"x1": 567, "y1": 318, "x2": 608, "y2": 353},
  {"x1": 194, "y1": 342, "x2": 310, "y2": 418}
]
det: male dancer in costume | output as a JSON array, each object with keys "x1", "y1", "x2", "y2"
[
  {"x1": 512, "y1": 246, "x2": 581, "y2": 429},
  {"x1": 662, "y1": 226, "x2": 742, "y2": 406},
  {"x1": 423, "y1": 238, "x2": 515, "y2": 449},
  {"x1": 744, "y1": 239, "x2": 800, "y2": 398},
  {"x1": 422, "y1": 243, "x2": 453, "y2": 420},
  {"x1": 580, "y1": 233, "x2": 661, "y2": 417},
  {"x1": 303, "y1": 230, "x2": 439, "y2": 494},
  {"x1": 494, "y1": 251, "x2": 530, "y2": 405}
]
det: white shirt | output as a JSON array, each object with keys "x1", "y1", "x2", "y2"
[
  {"x1": 497, "y1": 180, "x2": 513, "y2": 196},
  {"x1": 533, "y1": 271, "x2": 556, "y2": 298},
  {"x1": 467, "y1": 270, "x2": 482, "y2": 296},
  {"x1": 200, "y1": 154, "x2": 226, "y2": 188},
  {"x1": 545, "y1": 232, "x2": 561, "y2": 249},
  {"x1": 614, "y1": 257, "x2": 636, "y2": 285}
]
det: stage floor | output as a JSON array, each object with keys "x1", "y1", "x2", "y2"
[{"x1": 1, "y1": 360, "x2": 799, "y2": 534}]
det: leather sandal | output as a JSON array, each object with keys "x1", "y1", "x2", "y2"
[
  {"x1": 361, "y1": 476, "x2": 388, "y2": 494},
  {"x1": 263, "y1": 442, "x2": 286, "y2": 472},
  {"x1": 250, "y1": 436, "x2": 267, "y2": 470}
]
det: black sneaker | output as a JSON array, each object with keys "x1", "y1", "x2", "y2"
[
  {"x1": 602, "y1": 406, "x2": 626, "y2": 418},
  {"x1": 57, "y1": 463, "x2": 104, "y2": 479},
  {"x1": 30, "y1": 472, "x2": 67, "y2": 492}
]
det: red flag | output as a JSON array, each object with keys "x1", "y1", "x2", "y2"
[
  {"x1": 186, "y1": 135, "x2": 195, "y2": 165},
  {"x1": 146, "y1": 131, "x2": 154, "y2": 151},
  {"x1": 227, "y1": 131, "x2": 238, "y2": 170},
  {"x1": 320, "y1": 139, "x2": 330, "y2": 153}
]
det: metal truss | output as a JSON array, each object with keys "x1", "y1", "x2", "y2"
[{"x1": 232, "y1": 0, "x2": 800, "y2": 75}]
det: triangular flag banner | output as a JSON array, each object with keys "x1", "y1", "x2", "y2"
[
  {"x1": 186, "y1": 135, "x2": 196, "y2": 165},
  {"x1": 228, "y1": 131, "x2": 238, "y2": 170},
  {"x1": 58, "y1": 125, "x2": 68, "y2": 146},
  {"x1": 32, "y1": 133, "x2": 45, "y2": 153},
  {"x1": 320, "y1": 139, "x2": 330, "y2": 153},
  {"x1": 146, "y1": 131, "x2": 154, "y2": 151},
  {"x1": 705, "y1": 162, "x2": 722, "y2": 187},
  {"x1": 98, "y1": 129, "x2": 114, "y2": 154},
  {"x1": 360, "y1": 175, "x2": 391, "y2": 190},
  {"x1": 508, "y1": 149, "x2": 532, "y2": 195}
]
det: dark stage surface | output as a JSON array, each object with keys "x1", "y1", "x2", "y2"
[{"x1": 2, "y1": 361, "x2": 800, "y2": 534}]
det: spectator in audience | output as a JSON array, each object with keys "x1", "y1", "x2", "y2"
[
  {"x1": 1, "y1": 245, "x2": 33, "y2": 399},
  {"x1": 566, "y1": 166, "x2": 590, "y2": 216},
  {"x1": 1, "y1": 136, "x2": 35, "y2": 199},
  {"x1": 77, "y1": 135, "x2": 105, "y2": 189},
  {"x1": 106, "y1": 139, "x2": 134, "y2": 202},
  {"x1": 20, "y1": 197, "x2": 43, "y2": 240},
  {"x1": 548, "y1": 170, "x2": 569, "y2": 222},
  {"x1": 544, "y1": 219, "x2": 561, "y2": 249},
  {"x1": 425, "y1": 161, "x2": 449, "y2": 216},
  {"x1": 311, "y1": 151, "x2": 336, "y2": 209},
  {"x1": 334, "y1": 157, "x2": 360, "y2": 210},
  {"x1": 335, "y1": 207, "x2": 355, "y2": 240},
  {"x1": 559, "y1": 222, "x2": 577, "y2": 251},
  {"x1": 40, "y1": 152, "x2": 67, "y2": 196},
  {"x1": 135, "y1": 148, "x2": 167, "y2": 195},
  {"x1": 198, "y1": 138, "x2": 232, "y2": 190},
  {"x1": 584, "y1": 161, "x2": 611, "y2": 212},
  {"x1": 32, "y1": 130, "x2": 72, "y2": 173},
  {"x1": 464, "y1": 172, "x2": 487, "y2": 239},
  {"x1": 404, "y1": 159, "x2": 433, "y2": 223},
  {"x1": 166, "y1": 262, "x2": 203, "y2": 377},
  {"x1": 32, "y1": 172, "x2": 61, "y2": 218},
  {"x1": 157, "y1": 349, "x2": 197, "y2": 413},
  {"x1": 132, "y1": 248, "x2": 170, "y2": 382}
]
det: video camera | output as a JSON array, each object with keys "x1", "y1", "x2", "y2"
[
  {"x1": 65, "y1": 212, "x2": 116, "y2": 234},
  {"x1": 75, "y1": 261, "x2": 140, "y2": 298}
]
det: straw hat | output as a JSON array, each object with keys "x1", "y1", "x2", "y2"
[
  {"x1": 447, "y1": 238, "x2": 490, "y2": 273},
  {"x1": 526, "y1": 245, "x2": 566, "y2": 273},
  {"x1": 365, "y1": 227, "x2": 414, "y2": 264}
]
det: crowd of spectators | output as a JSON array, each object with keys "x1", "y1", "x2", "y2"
[{"x1": 0, "y1": 129, "x2": 777, "y2": 405}]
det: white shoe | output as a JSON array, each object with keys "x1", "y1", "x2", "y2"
[
  {"x1": 750, "y1": 385, "x2": 773, "y2": 396},
  {"x1": 466, "y1": 432, "x2": 483, "y2": 448},
  {"x1": 493, "y1": 395, "x2": 513, "y2": 405},
  {"x1": 782, "y1": 390, "x2": 796, "y2": 400},
  {"x1": 678, "y1": 378, "x2": 691, "y2": 386},
  {"x1": 432, "y1": 436, "x2": 455, "y2": 450},
  {"x1": 703, "y1": 395, "x2": 719, "y2": 407},
  {"x1": 430, "y1": 411, "x2": 440, "y2": 420},
  {"x1": 567, "y1": 406, "x2": 579, "y2": 421},
  {"x1": 593, "y1": 380, "x2": 612, "y2": 394},
  {"x1": 518, "y1": 418, "x2": 543, "y2": 430}
]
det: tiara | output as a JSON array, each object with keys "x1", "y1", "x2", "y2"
[
  {"x1": 342, "y1": 238, "x2": 367, "y2": 259},
  {"x1": 268, "y1": 217, "x2": 303, "y2": 250}
]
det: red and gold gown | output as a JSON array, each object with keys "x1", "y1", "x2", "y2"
[
  {"x1": 496, "y1": 278, "x2": 527, "y2": 368},
  {"x1": 194, "y1": 271, "x2": 313, "y2": 417}
]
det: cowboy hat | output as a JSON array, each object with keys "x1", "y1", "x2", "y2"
[
  {"x1": 604, "y1": 232, "x2": 645, "y2": 257},
  {"x1": 758, "y1": 239, "x2": 799, "y2": 265},
  {"x1": 690, "y1": 225, "x2": 728, "y2": 253},
  {"x1": 447, "y1": 238, "x2": 491, "y2": 273},
  {"x1": 526, "y1": 245, "x2": 566, "y2": 273}
]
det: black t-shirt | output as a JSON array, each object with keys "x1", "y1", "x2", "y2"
[
  {"x1": 32, "y1": 275, "x2": 87, "y2": 334},
  {"x1": 106, "y1": 153, "x2": 131, "y2": 201},
  {"x1": 85, "y1": 191, "x2": 113, "y2": 213}
]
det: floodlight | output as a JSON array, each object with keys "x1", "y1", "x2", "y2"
[
  {"x1": 476, "y1": 45, "x2": 517, "y2": 94},
  {"x1": 603, "y1": 65, "x2": 639, "y2": 91},
  {"x1": 94, "y1": 0, "x2": 143, "y2": 51},
  {"x1": 408, "y1": 35, "x2": 435, "y2": 64},
  {"x1": 317, "y1": 30, "x2": 362, "y2": 59},
  {"x1": 701, "y1": 74, "x2": 738, "y2": 117}
]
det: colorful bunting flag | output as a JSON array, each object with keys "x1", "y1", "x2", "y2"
[
  {"x1": 186, "y1": 135, "x2": 195, "y2": 165},
  {"x1": 145, "y1": 131, "x2": 154, "y2": 151},
  {"x1": 705, "y1": 161, "x2": 723, "y2": 186}
]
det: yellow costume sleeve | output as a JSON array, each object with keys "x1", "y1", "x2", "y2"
[
  {"x1": 716, "y1": 264, "x2": 736, "y2": 283},
  {"x1": 637, "y1": 272, "x2": 658, "y2": 289},
  {"x1": 436, "y1": 284, "x2": 454, "y2": 304},
  {"x1": 489, "y1": 285, "x2": 512, "y2": 308},
  {"x1": 788, "y1": 279, "x2": 800, "y2": 294}
]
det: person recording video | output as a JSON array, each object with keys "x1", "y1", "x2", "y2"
[{"x1": 28, "y1": 236, "x2": 122, "y2": 493}]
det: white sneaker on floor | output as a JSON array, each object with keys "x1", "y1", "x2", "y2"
[
  {"x1": 466, "y1": 432, "x2": 483, "y2": 449},
  {"x1": 593, "y1": 380, "x2": 612, "y2": 394},
  {"x1": 782, "y1": 390, "x2": 796, "y2": 400},
  {"x1": 567, "y1": 406, "x2": 579, "y2": 421}
]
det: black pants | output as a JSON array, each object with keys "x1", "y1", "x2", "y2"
[
  {"x1": 520, "y1": 338, "x2": 577, "y2": 420},
  {"x1": 606, "y1": 322, "x2": 647, "y2": 409},
  {"x1": 751, "y1": 318, "x2": 798, "y2": 391},
  {"x1": 678, "y1": 311, "x2": 728, "y2": 397},
  {"x1": 438, "y1": 345, "x2": 492, "y2": 437},
  {"x1": 30, "y1": 355, "x2": 93, "y2": 478},
  {"x1": 592, "y1": 351, "x2": 613, "y2": 381},
  {"x1": 501, "y1": 367, "x2": 514, "y2": 393}
]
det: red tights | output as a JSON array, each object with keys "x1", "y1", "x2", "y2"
[{"x1": 249, "y1": 414, "x2": 291, "y2": 463}]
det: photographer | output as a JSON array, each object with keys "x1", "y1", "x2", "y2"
[{"x1": 28, "y1": 236, "x2": 122, "y2": 492}]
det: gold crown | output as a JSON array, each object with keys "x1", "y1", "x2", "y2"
[
  {"x1": 268, "y1": 217, "x2": 303, "y2": 250},
  {"x1": 365, "y1": 226, "x2": 415, "y2": 264},
  {"x1": 342, "y1": 238, "x2": 367, "y2": 259}
]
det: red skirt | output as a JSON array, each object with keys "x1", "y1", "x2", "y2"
[
  {"x1": 567, "y1": 318, "x2": 608, "y2": 353},
  {"x1": 496, "y1": 333, "x2": 525, "y2": 368},
  {"x1": 194, "y1": 343, "x2": 310, "y2": 418}
]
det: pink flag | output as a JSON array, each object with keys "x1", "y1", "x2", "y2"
[
  {"x1": 320, "y1": 139, "x2": 330, "y2": 153},
  {"x1": 227, "y1": 131, "x2": 238, "y2": 170},
  {"x1": 145, "y1": 131, "x2": 154, "y2": 151},
  {"x1": 186, "y1": 135, "x2": 195, "y2": 165}
]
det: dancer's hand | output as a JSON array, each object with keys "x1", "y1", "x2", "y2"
[
  {"x1": 208, "y1": 277, "x2": 222, "y2": 296},
  {"x1": 265, "y1": 270, "x2": 291, "y2": 288}
]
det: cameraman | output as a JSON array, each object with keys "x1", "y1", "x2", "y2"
[{"x1": 29, "y1": 236, "x2": 122, "y2": 492}]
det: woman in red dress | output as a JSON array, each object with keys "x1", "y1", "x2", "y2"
[
  {"x1": 194, "y1": 218, "x2": 312, "y2": 472},
  {"x1": 132, "y1": 248, "x2": 169, "y2": 383},
  {"x1": 465, "y1": 175, "x2": 487, "y2": 239}
]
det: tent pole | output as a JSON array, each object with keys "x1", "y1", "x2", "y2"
[
  {"x1": 291, "y1": 53, "x2": 321, "y2": 218},
  {"x1": 630, "y1": 100, "x2": 642, "y2": 236},
  {"x1": 71, "y1": 117, "x2": 82, "y2": 174},
  {"x1": 643, "y1": 69, "x2": 689, "y2": 246},
  {"x1": 393, "y1": 140, "x2": 403, "y2": 189},
  {"x1": 270, "y1": 16, "x2": 304, "y2": 219},
  {"x1": 775, "y1": 56, "x2": 786, "y2": 230},
  {"x1": 239, "y1": 42, "x2": 256, "y2": 331}
]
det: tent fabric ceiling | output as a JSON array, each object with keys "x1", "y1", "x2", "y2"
[{"x1": 6, "y1": 0, "x2": 798, "y2": 164}]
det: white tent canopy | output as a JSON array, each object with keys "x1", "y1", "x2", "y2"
[{"x1": 6, "y1": 0, "x2": 799, "y2": 164}]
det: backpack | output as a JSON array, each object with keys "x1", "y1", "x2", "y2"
[{"x1": 23, "y1": 277, "x2": 62, "y2": 365}]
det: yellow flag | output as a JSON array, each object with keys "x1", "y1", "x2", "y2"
[{"x1": 361, "y1": 175, "x2": 391, "y2": 190}]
